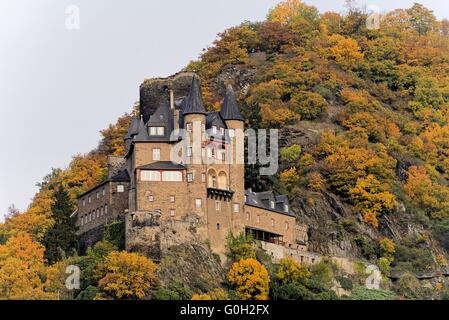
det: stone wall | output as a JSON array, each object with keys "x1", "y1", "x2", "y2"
[{"x1": 78, "y1": 224, "x2": 105, "y2": 255}]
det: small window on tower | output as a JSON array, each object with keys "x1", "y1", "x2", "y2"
[
  {"x1": 187, "y1": 173, "x2": 193, "y2": 183},
  {"x1": 195, "y1": 198, "x2": 202, "y2": 209},
  {"x1": 153, "y1": 148, "x2": 161, "y2": 161},
  {"x1": 170, "y1": 209, "x2": 175, "y2": 217},
  {"x1": 149, "y1": 195, "x2": 154, "y2": 202},
  {"x1": 186, "y1": 123, "x2": 192, "y2": 132},
  {"x1": 117, "y1": 185, "x2": 125, "y2": 193},
  {"x1": 233, "y1": 203, "x2": 240, "y2": 213},
  {"x1": 217, "y1": 223, "x2": 220, "y2": 230},
  {"x1": 187, "y1": 147, "x2": 192, "y2": 157},
  {"x1": 215, "y1": 201, "x2": 221, "y2": 211},
  {"x1": 170, "y1": 195, "x2": 175, "y2": 203},
  {"x1": 229, "y1": 129, "x2": 235, "y2": 138}
]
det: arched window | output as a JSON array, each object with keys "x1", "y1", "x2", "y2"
[
  {"x1": 218, "y1": 171, "x2": 227, "y2": 189},
  {"x1": 208, "y1": 169, "x2": 217, "y2": 188}
]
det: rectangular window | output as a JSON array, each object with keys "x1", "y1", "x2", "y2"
[
  {"x1": 187, "y1": 173, "x2": 193, "y2": 183},
  {"x1": 212, "y1": 126, "x2": 217, "y2": 134},
  {"x1": 170, "y1": 209, "x2": 175, "y2": 217},
  {"x1": 153, "y1": 148, "x2": 161, "y2": 161},
  {"x1": 102, "y1": 188, "x2": 105, "y2": 196},
  {"x1": 100, "y1": 207, "x2": 103, "y2": 216},
  {"x1": 82, "y1": 199, "x2": 86, "y2": 207},
  {"x1": 88, "y1": 213, "x2": 91, "y2": 222},
  {"x1": 217, "y1": 223, "x2": 220, "y2": 230},
  {"x1": 96, "y1": 192, "x2": 99, "y2": 199},
  {"x1": 270, "y1": 201, "x2": 275, "y2": 209},
  {"x1": 215, "y1": 201, "x2": 221, "y2": 211},
  {"x1": 284, "y1": 204, "x2": 289, "y2": 213},
  {"x1": 170, "y1": 195, "x2": 175, "y2": 203},
  {"x1": 141, "y1": 170, "x2": 161, "y2": 181},
  {"x1": 186, "y1": 123, "x2": 192, "y2": 132},
  {"x1": 246, "y1": 213, "x2": 250, "y2": 221},
  {"x1": 104, "y1": 205, "x2": 108, "y2": 214},
  {"x1": 88, "y1": 196, "x2": 91, "y2": 204},
  {"x1": 201, "y1": 173, "x2": 206, "y2": 183},
  {"x1": 220, "y1": 127, "x2": 225, "y2": 136},
  {"x1": 117, "y1": 185, "x2": 125, "y2": 193},
  {"x1": 271, "y1": 219, "x2": 275, "y2": 227},
  {"x1": 150, "y1": 127, "x2": 165, "y2": 136},
  {"x1": 162, "y1": 171, "x2": 183, "y2": 182},
  {"x1": 80, "y1": 217, "x2": 84, "y2": 226},
  {"x1": 195, "y1": 198, "x2": 202, "y2": 209},
  {"x1": 221, "y1": 150, "x2": 226, "y2": 161},
  {"x1": 233, "y1": 203, "x2": 240, "y2": 213},
  {"x1": 187, "y1": 147, "x2": 192, "y2": 157},
  {"x1": 257, "y1": 215, "x2": 260, "y2": 223},
  {"x1": 149, "y1": 195, "x2": 154, "y2": 202},
  {"x1": 228, "y1": 129, "x2": 235, "y2": 138}
]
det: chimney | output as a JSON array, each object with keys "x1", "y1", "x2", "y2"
[
  {"x1": 174, "y1": 109, "x2": 180, "y2": 131},
  {"x1": 170, "y1": 90, "x2": 175, "y2": 110}
]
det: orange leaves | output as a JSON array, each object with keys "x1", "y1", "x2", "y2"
[
  {"x1": 227, "y1": 258, "x2": 270, "y2": 300},
  {"x1": 349, "y1": 175, "x2": 396, "y2": 228},
  {"x1": 97, "y1": 251, "x2": 157, "y2": 299},
  {"x1": 326, "y1": 34, "x2": 364, "y2": 70},
  {"x1": 0, "y1": 233, "x2": 55, "y2": 299}
]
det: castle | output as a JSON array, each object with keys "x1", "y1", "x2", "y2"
[{"x1": 74, "y1": 74, "x2": 310, "y2": 261}]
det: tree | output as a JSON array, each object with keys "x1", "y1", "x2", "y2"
[
  {"x1": 43, "y1": 186, "x2": 78, "y2": 264},
  {"x1": 406, "y1": 3, "x2": 437, "y2": 35},
  {"x1": 192, "y1": 288, "x2": 229, "y2": 300},
  {"x1": 348, "y1": 175, "x2": 396, "y2": 228},
  {"x1": 227, "y1": 258, "x2": 270, "y2": 300},
  {"x1": 97, "y1": 251, "x2": 157, "y2": 299},
  {"x1": 276, "y1": 257, "x2": 311, "y2": 285},
  {"x1": 291, "y1": 91, "x2": 328, "y2": 119},
  {"x1": 280, "y1": 144, "x2": 302, "y2": 164},
  {"x1": 326, "y1": 34, "x2": 364, "y2": 70},
  {"x1": 226, "y1": 233, "x2": 255, "y2": 261},
  {"x1": 0, "y1": 234, "x2": 55, "y2": 299}
]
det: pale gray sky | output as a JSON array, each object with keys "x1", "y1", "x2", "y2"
[{"x1": 0, "y1": 0, "x2": 447, "y2": 220}]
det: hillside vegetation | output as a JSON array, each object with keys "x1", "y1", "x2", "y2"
[{"x1": 1, "y1": 0, "x2": 449, "y2": 300}]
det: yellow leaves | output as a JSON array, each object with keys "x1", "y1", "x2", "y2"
[
  {"x1": 280, "y1": 167, "x2": 299, "y2": 191},
  {"x1": 348, "y1": 175, "x2": 396, "y2": 228},
  {"x1": 404, "y1": 166, "x2": 449, "y2": 219},
  {"x1": 97, "y1": 251, "x2": 157, "y2": 299},
  {"x1": 326, "y1": 34, "x2": 364, "y2": 70},
  {"x1": 307, "y1": 172, "x2": 326, "y2": 192},
  {"x1": 380, "y1": 238, "x2": 395, "y2": 256},
  {"x1": 191, "y1": 288, "x2": 229, "y2": 300},
  {"x1": 0, "y1": 233, "x2": 56, "y2": 300},
  {"x1": 260, "y1": 104, "x2": 300, "y2": 127},
  {"x1": 227, "y1": 258, "x2": 270, "y2": 300},
  {"x1": 276, "y1": 257, "x2": 310, "y2": 285},
  {"x1": 268, "y1": 0, "x2": 307, "y2": 24}
]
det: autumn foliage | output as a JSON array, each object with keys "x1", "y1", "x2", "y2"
[{"x1": 227, "y1": 258, "x2": 270, "y2": 300}]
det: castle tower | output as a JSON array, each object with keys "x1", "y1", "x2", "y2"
[
  {"x1": 220, "y1": 85, "x2": 245, "y2": 233},
  {"x1": 182, "y1": 75, "x2": 208, "y2": 217}
]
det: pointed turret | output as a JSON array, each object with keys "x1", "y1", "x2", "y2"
[
  {"x1": 220, "y1": 85, "x2": 243, "y2": 121},
  {"x1": 134, "y1": 118, "x2": 150, "y2": 141},
  {"x1": 125, "y1": 116, "x2": 140, "y2": 140},
  {"x1": 182, "y1": 75, "x2": 207, "y2": 116}
]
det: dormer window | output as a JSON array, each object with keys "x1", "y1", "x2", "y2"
[
  {"x1": 149, "y1": 126, "x2": 165, "y2": 136},
  {"x1": 220, "y1": 128, "x2": 225, "y2": 136},
  {"x1": 270, "y1": 201, "x2": 275, "y2": 209},
  {"x1": 284, "y1": 204, "x2": 289, "y2": 213},
  {"x1": 212, "y1": 126, "x2": 217, "y2": 134}
]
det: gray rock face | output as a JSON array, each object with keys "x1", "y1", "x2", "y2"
[{"x1": 139, "y1": 72, "x2": 196, "y2": 123}]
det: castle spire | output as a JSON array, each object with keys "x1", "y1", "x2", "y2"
[
  {"x1": 134, "y1": 118, "x2": 150, "y2": 141},
  {"x1": 220, "y1": 84, "x2": 243, "y2": 121},
  {"x1": 124, "y1": 115, "x2": 140, "y2": 140},
  {"x1": 182, "y1": 75, "x2": 207, "y2": 116}
]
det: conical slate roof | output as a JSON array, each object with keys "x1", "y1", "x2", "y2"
[
  {"x1": 125, "y1": 116, "x2": 140, "y2": 139},
  {"x1": 220, "y1": 85, "x2": 243, "y2": 121},
  {"x1": 134, "y1": 118, "x2": 150, "y2": 141},
  {"x1": 182, "y1": 75, "x2": 207, "y2": 116}
]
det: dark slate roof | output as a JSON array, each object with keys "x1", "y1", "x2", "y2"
[
  {"x1": 182, "y1": 75, "x2": 207, "y2": 115},
  {"x1": 147, "y1": 100, "x2": 174, "y2": 142},
  {"x1": 137, "y1": 161, "x2": 186, "y2": 170},
  {"x1": 125, "y1": 116, "x2": 140, "y2": 140},
  {"x1": 220, "y1": 85, "x2": 244, "y2": 121},
  {"x1": 134, "y1": 118, "x2": 150, "y2": 141},
  {"x1": 245, "y1": 190, "x2": 294, "y2": 217},
  {"x1": 110, "y1": 169, "x2": 131, "y2": 182}
]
